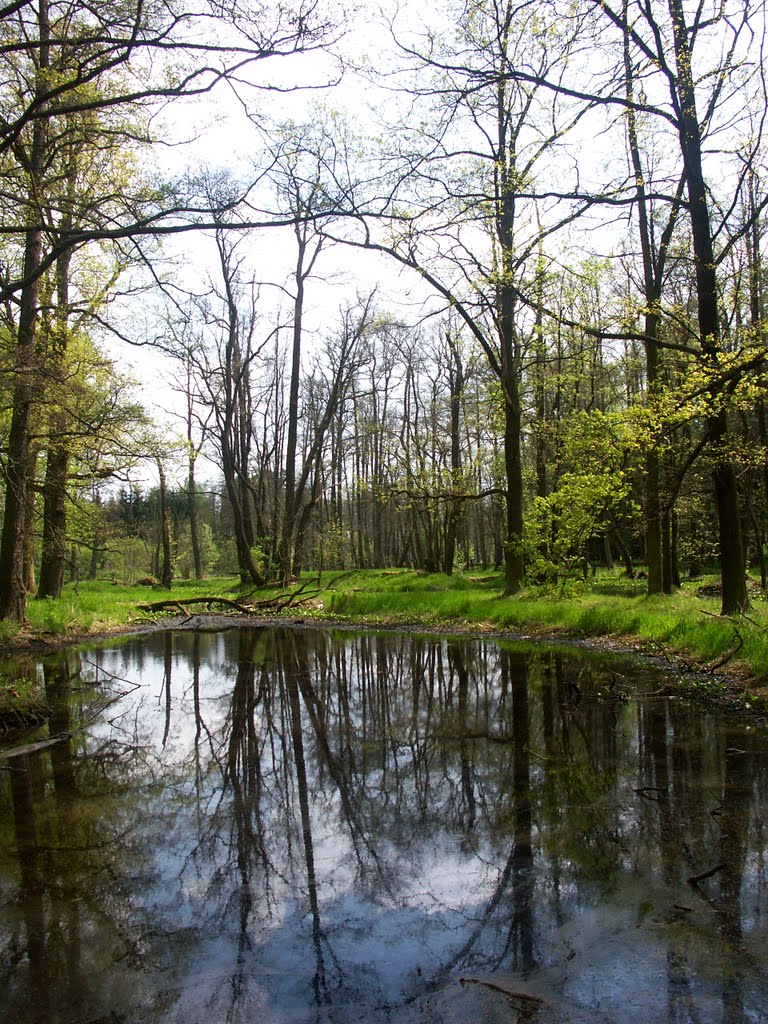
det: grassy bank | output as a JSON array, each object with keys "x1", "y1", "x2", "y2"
[
  {"x1": 320, "y1": 569, "x2": 768, "y2": 686},
  {"x1": 0, "y1": 569, "x2": 766, "y2": 711},
  {"x1": 0, "y1": 575, "x2": 240, "y2": 644}
]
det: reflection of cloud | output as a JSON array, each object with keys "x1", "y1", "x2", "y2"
[
  {"x1": 144, "y1": 781, "x2": 507, "y2": 1018},
  {"x1": 156, "y1": 871, "x2": 502, "y2": 1024},
  {"x1": 6, "y1": 627, "x2": 766, "y2": 1024}
]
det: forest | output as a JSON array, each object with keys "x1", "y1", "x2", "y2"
[{"x1": 0, "y1": 0, "x2": 766, "y2": 624}]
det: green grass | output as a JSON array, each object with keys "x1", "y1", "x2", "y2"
[
  {"x1": 4, "y1": 568, "x2": 768, "y2": 693},
  {"x1": 23, "y1": 576, "x2": 241, "y2": 636}
]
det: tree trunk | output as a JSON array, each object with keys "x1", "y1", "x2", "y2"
[
  {"x1": 89, "y1": 535, "x2": 100, "y2": 580},
  {"x1": 221, "y1": 442, "x2": 262, "y2": 585},
  {"x1": 281, "y1": 228, "x2": 313, "y2": 583},
  {"x1": 189, "y1": 465, "x2": 203, "y2": 579},
  {"x1": 157, "y1": 458, "x2": 173, "y2": 589},
  {"x1": 0, "y1": 2, "x2": 49, "y2": 621},
  {"x1": 502, "y1": 384, "x2": 525, "y2": 594},
  {"x1": 37, "y1": 442, "x2": 69, "y2": 598},
  {"x1": 622, "y1": 15, "x2": 678, "y2": 596},
  {"x1": 670, "y1": 509, "x2": 681, "y2": 589},
  {"x1": 186, "y1": 364, "x2": 204, "y2": 580},
  {"x1": 667, "y1": 0, "x2": 746, "y2": 614},
  {"x1": 711, "y1": 415, "x2": 746, "y2": 611},
  {"x1": 0, "y1": 219, "x2": 46, "y2": 613},
  {"x1": 661, "y1": 509, "x2": 672, "y2": 593},
  {"x1": 442, "y1": 334, "x2": 464, "y2": 576},
  {"x1": 603, "y1": 532, "x2": 614, "y2": 570},
  {"x1": 22, "y1": 448, "x2": 39, "y2": 598},
  {"x1": 0, "y1": 281, "x2": 43, "y2": 620}
]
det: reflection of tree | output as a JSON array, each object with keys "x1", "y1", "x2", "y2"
[
  {"x1": 534, "y1": 650, "x2": 633, "y2": 888},
  {"x1": 162, "y1": 632, "x2": 173, "y2": 747},
  {"x1": 3, "y1": 629, "x2": 768, "y2": 1023},
  {"x1": 507, "y1": 651, "x2": 534, "y2": 972},
  {"x1": 1, "y1": 650, "x2": 155, "y2": 1024},
  {"x1": 9, "y1": 753, "x2": 50, "y2": 1024},
  {"x1": 290, "y1": 631, "x2": 393, "y2": 890},
  {"x1": 44, "y1": 654, "x2": 76, "y2": 798},
  {"x1": 286, "y1": 644, "x2": 329, "y2": 1006},
  {"x1": 716, "y1": 734, "x2": 751, "y2": 1023},
  {"x1": 421, "y1": 648, "x2": 536, "y2": 987},
  {"x1": 223, "y1": 630, "x2": 267, "y2": 1009}
]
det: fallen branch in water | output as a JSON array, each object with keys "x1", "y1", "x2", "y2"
[
  {"x1": 687, "y1": 862, "x2": 726, "y2": 885},
  {"x1": 249, "y1": 574, "x2": 330, "y2": 610},
  {"x1": 137, "y1": 572, "x2": 357, "y2": 618},
  {"x1": 0, "y1": 733, "x2": 72, "y2": 761},
  {"x1": 459, "y1": 976, "x2": 549, "y2": 1005},
  {"x1": 138, "y1": 595, "x2": 255, "y2": 615}
]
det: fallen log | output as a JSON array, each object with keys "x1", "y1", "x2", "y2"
[
  {"x1": 137, "y1": 572, "x2": 357, "y2": 618},
  {"x1": 0, "y1": 733, "x2": 72, "y2": 761},
  {"x1": 137, "y1": 595, "x2": 255, "y2": 614}
]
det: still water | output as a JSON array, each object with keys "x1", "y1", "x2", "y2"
[{"x1": 0, "y1": 627, "x2": 766, "y2": 1024}]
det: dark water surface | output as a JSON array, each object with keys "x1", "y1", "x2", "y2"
[{"x1": 0, "y1": 627, "x2": 766, "y2": 1024}]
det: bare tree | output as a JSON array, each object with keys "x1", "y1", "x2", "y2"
[
  {"x1": 0, "y1": 0, "x2": 338, "y2": 620},
  {"x1": 321, "y1": 0, "x2": 595, "y2": 591}
]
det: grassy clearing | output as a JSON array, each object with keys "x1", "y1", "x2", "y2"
[
  {"x1": 1, "y1": 568, "x2": 767, "y2": 695},
  {"x1": 17, "y1": 576, "x2": 242, "y2": 639}
]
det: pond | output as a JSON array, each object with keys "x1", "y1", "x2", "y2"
[{"x1": 0, "y1": 626, "x2": 766, "y2": 1024}]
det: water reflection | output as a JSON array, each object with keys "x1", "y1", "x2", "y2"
[{"x1": 0, "y1": 627, "x2": 767, "y2": 1024}]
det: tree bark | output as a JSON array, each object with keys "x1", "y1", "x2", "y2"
[
  {"x1": 443, "y1": 333, "x2": 464, "y2": 576},
  {"x1": 502, "y1": 386, "x2": 525, "y2": 594},
  {"x1": 667, "y1": 0, "x2": 747, "y2": 614},
  {"x1": 185, "y1": 361, "x2": 204, "y2": 579},
  {"x1": 157, "y1": 457, "x2": 173, "y2": 589},
  {"x1": 280, "y1": 219, "x2": 323, "y2": 583},
  {"x1": 622, "y1": 10, "x2": 684, "y2": 595},
  {"x1": 37, "y1": 443, "x2": 69, "y2": 598}
]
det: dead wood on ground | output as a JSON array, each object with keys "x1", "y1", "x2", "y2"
[{"x1": 137, "y1": 572, "x2": 356, "y2": 619}]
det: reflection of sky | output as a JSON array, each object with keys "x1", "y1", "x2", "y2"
[
  {"x1": 2, "y1": 627, "x2": 768, "y2": 1024},
  {"x1": 66, "y1": 632, "x2": 538, "y2": 1017}
]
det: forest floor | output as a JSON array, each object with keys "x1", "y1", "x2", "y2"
[{"x1": 1, "y1": 568, "x2": 767, "y2": 728}]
